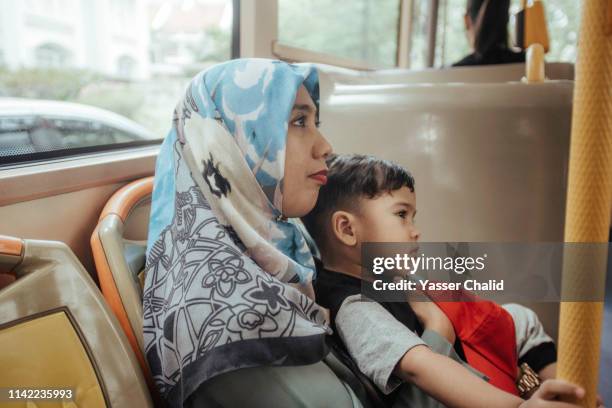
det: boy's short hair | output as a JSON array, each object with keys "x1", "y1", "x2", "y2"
[{"x1": 302, "y1": 153, "x2": 415, "y2": 247}]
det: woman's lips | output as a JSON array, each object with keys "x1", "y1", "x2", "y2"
[{"x1": 309, "y1": 169, "x2": 328, "y2": 185}]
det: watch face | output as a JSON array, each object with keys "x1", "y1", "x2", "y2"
[{"x1": 517, "y1": 363, "x2": 541, "y2": 399}]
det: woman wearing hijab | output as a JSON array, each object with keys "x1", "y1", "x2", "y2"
[
  {"x1": 142, "y1": 59, "x2": 363, "y2": 408},
  {"x1": 452, "y1": 0, "x2": 525, "y2": 67}
]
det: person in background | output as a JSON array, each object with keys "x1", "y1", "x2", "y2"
[{"x1": 452, "y1": 0, "x2": 525, "y2": 67}]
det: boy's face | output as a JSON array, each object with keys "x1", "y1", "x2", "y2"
[{"x1": 354, "y1": 186, "x2": 420, "y2": 243}]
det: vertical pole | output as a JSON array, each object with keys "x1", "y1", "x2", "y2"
[{"x1": 557, "y1": 1, "x2": 612, "y2": 407}]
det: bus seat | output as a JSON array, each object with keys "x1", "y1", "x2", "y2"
[
  {"x1": 90, "y1": 177, "x2": 154, "y2": 396},
  {"x1": 0, "y1": 235, "x2": 21, "y2": 289},
  {"x1": 0, "y1": 234, "x2": 152, "y2": 407}
]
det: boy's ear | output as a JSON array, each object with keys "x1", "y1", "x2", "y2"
[{"x1": 331, "y1": 211, "x2": 358, "y2": 247}]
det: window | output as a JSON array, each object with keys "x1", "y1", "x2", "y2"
[
  {"x1": 0, "y1": 116, "x2": 37, "y2": 157},
  {"x1": 278, "y1": 0, "x2": 401, "y2": 68},
  {"x1": 116, "y1": 55, "x2": 138, "y2": 79},
  {"x1": 111, "y1": 0, "x2": 137, "y2": 34},
  {"x1": 434, "y1": 0, "x2": 582, "y2": 67},
  {"x1": 35, "y1": 43, "x2": 72, "y2": 69},
  {"x1": 409, "y1": 0, "x2": 433, "y2": 69},
  {"x1": 0, "y1": 115, "x2": 156, "y2": 163},
  {"x1": 27, "y1": 0, "x2": 76, "y2": 19},
  {"x1": 0, "y1": 0, "x2": 233, "y2": 164},
  {"x1": 435, "y1": 0, "x2": 470, "y2": 67},
  {"x1": 510, "y1": 0, "x2": 581, "y2": 62}
]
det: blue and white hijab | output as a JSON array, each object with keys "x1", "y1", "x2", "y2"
[{"x1": 142, "y1": 59, "x2": 330, "y2": 407}]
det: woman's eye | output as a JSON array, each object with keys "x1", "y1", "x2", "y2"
[{"x1": 291, "y1": 116, "x2": 306, "y2": 127}]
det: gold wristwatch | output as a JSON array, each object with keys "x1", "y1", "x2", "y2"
[{"x1": 517, "y1": 363, "x2": 542, "y2": 399}]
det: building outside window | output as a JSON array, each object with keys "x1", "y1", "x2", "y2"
[{"x1": 0, "y1": 0, "x2": 233, "y2": 143}]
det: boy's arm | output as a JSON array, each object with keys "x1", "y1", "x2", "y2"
[
  {"x1": 394, "y1": 345, "x2": 522, "y2": 408},
  {"x1": 403, "y1": 299, "x2": 523, "y2": 407},
  {"x1": 337, "y1": 294, "x2": 484, "y2": 408},
  {"x1": 406, "y1": 298, "x2": 586, "y2": 407},
  {"x1": 336, "y1": 295, "x2": 585, "y2": 408},
  {"x1": 394, "y1": 346, "x2": 585, "y2": 408}
]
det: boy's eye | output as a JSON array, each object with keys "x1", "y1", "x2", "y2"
[{"x1": 396, "y1": 210, "x2": 407, "y2": 219}]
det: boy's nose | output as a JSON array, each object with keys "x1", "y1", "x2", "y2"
[{"x1": 411, "y1": 228, "x2": 421, "y2": 242}]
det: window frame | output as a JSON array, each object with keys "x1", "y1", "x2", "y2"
[
  {"x1": 0, "y1": 139, "x2": 161, "y2": 167},
  {"x1": 426, "y1": 0, "x2": 440, "y2": 67},
  {"x1": 271, "y1": 42, "x2": 383, "y2": 70},
  {"x1": 0, "y1": 110, "x2": 164, "y2": 166},
  {"x1": 241, "y1": 0, "x2": 413, "y2": 70}
]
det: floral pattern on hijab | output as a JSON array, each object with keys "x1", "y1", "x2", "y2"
[{"x1": 143, "y1": 59, "x2": 330, "y2": 407}]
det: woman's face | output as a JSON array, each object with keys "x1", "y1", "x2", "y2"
[{"x1": 282, "y1": 85, "x2": 332, "y2": 218}]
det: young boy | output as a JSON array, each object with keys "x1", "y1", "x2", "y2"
[{"x1": 303, "y1": 154, "x2": 593, "y2": 408}]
